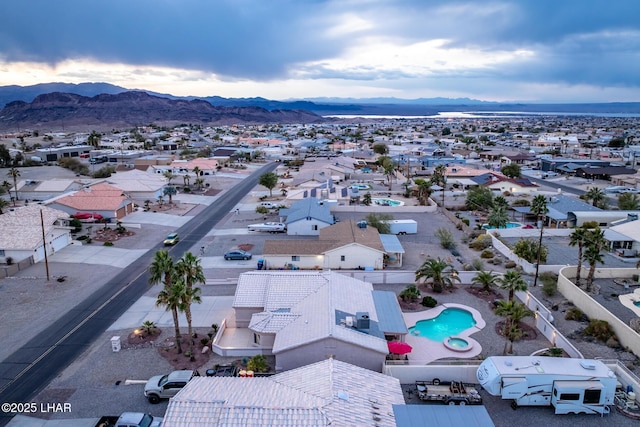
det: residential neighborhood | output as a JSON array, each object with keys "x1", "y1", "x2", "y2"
[{"x1": 2, "y1": 116, "x2": 640, "y2": 426}]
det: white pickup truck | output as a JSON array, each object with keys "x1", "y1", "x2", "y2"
[{"x1": 247, "y1": 222, "x2": 287, "y2": 233}]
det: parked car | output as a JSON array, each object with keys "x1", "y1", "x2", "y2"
[
  {"x1": 144, "y1": 370, "x2": 195, "y2": 404},
  {"x1": 163, "y1": 232, "x2": 180, "y2": 246},
  {"x1": 224, "y1": 249, "x2": 252, "y2": 260}
]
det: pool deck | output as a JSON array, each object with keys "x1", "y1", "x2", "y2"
[
  {"x1": 618, "y1": 287, "x2": 640, "y2": 317},
  {"x1": 402, "y1": 303, "x2": 486, "y2": 364}
]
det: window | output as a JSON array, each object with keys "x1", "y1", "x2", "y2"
[
  {"x1": 559, "y1": 393, "x2": 580, "y2": 401},
  {"x1": 583, "y1": 389, "x2": 601, "y2": 404},
  {"x1": 292, "y1": 256, "x2": 300, "y2": 261},
  {"x1": 253, "y1": 333, "x2": 261, "y2": 345},
  {"x1": 312, "y1": 225, "x2": 318, "y2": 231},
  {"x1": 340, "y1": 255, "x2": 345, "y2": 261}
]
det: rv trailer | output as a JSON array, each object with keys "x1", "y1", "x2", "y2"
[{"x1": 477, "y1": 356, "x2": 618, "y2": 415}]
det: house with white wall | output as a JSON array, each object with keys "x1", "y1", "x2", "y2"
[{"x1": 279, "y1": 197, "x2": 335, "y2": 236}]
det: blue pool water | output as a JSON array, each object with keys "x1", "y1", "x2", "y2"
[
  {"x1": 482, "y1": 222, "x2": 521, "y2": 230},
  {"x1": 351, "y1": 184, "x2": 371, "y2": 190},
  {"x1": 447, "y1": 337, "x2": 470, "y2": 349},
  {"x1": 634, "y1": 301, "x2": 640, "y2": 307},
  {"x1": 372, "y1": 198, "x2": 404, "y2": 206},
  {"x1": 409, "y1": 308, "x2": 476, "y2": 342}
]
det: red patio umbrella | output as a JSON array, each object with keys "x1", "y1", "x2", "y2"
[{"x1": 388, "y1": 341, "x2": 412, "y2": 355}]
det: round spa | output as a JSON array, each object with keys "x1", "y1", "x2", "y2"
[{"x1": 443, "y1": 336, "x2": 473, "y2": 352}]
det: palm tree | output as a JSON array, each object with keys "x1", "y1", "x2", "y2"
[
  {"x1": 183, "y1": 173, "x2": 191, "y2": 187},
  {"x1": 7, "y1": 167, "x2": 20, "y2": 204},
  {"x1": 155, "y1": 280, "x2": 187, "y2": 354},
  {"x1": 87, "y1": 130, "x2": 101, "y2": 148},
  {"x1": 495, "y1": 300, "x2": 533, "y2": 354},
  {"x1": 568, "y1": 227, "x2": 588, "y2": 286},
  {"x1": 584, "y1": 187, "x2": 606, "y2": 208},
  {"x1": 176, "y1": 252, "x2": 205, "y2": 339},
  {"x1": 487, "y1": 206, "x2": 509, "y2": 229},
  {"x1": 180, "y1": 285, "x2": 202, "y2": 353},
  {"x1": 163, "y1": 186, "x2": 177, "y2": 204},
  {"x1": 584, "y1": 227, "x2": 606, "y2": 292},
  {"x1": 415, "y1": 257, "x2": 460, "y2": 293},
  {"x1": 530, "y1": 195, "x2": 548, "y2": 287},
  {"x1": 148, "y1": 250, "x2": 175, "y2": 289},
  {"x1": 192, "y1": 166, "x2": 201, "y2": 178},
  {"x1": 432, "y1": 164, "x2": 447, "y2": 207},
  {"x1": 472, "y1": 270, "x2": 499, "y2": 293},
  {"x1": 194, "y1": 177, "x2": 205, "y2": 190},
  {"x1": 163, "y1": 170, "x2": 177, "y2": 185},
  {"x1": 498, "y1": 270, "x2": 528, "y2": 302},
  {"x1": 618, "y1": 192, "x2": 640, "y2": 210}
]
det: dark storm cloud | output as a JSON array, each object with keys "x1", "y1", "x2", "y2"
[{"x1": 2, "y1": 0, "x2": 640, "y2": 92}]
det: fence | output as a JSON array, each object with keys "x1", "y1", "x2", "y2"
[
  {"x1": 0, "y1": 256, "x2": 34, "y2": 279},
  {"x1": 487, "y1": 229, "x2": 566, "y2": 275}
]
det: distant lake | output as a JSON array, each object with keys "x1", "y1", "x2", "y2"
[{"x1": 325, "y1": 111, "x2": 640, "y2": 119}]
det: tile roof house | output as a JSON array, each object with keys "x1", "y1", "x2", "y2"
[
  {"x1": 225, "y1": 271, "x2": 406, "y2": 373},
  {"x1": 14, "y1": 178, "x2": 89, "y2": 202},
  {"x1": 470, "y1": 173, "x2": 539, "y2": 194},
  {"x1": 162, "y1": 358, "x2": 405, "y2": 427},
  {"x1": 46, "y1": 182, "x2": 134, "y2": 220},
  {"x1": 0, "y1": 204, "x2": 71, "y2": 263},
  {"x1": 104, "y1": 169, "x2": 166, "y2": 201},
  {"x1": 279, "y1": 197, "x2": 335, "y2": 236},
  {"x1": 262, "y1": 220, "x2": 386, "y2": 270}
]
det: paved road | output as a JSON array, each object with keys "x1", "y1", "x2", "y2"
[{"x1": 0, "y1": 162, "x2": 278, "y2": 426}]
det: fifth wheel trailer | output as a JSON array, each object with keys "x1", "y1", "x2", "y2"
[{"x1": 477, "y1": 356, "x2": 618, "y2": 415}]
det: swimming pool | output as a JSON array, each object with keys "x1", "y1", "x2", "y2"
[
  {"x1": 372, "y1": 198, "x2": 405, "y2": 207},
  {"x1": 408, "y1": 308, "x2": 476, "y2": 342},
  {"x1": 351, "y1": 184, "x2": 371, "y2": 190},
  {"x1": 482, "y1": 222, "x2": 521, "y2": 230}
]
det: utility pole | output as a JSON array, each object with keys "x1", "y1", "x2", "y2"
[{"x1": 40, "y1": 209, "x2": 50, "y2": 281}]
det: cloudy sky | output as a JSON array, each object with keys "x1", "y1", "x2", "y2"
[{"x1": 1, "y1": 0, "x2": 639, "y2": 102}]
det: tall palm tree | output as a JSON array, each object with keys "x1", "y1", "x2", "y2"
[
  {"x1": 584, "y1": 227, "x2": 606, "y2": 293},
  {"x1": 180, "y1": 285, "x2": 202, "y2": 351},
  {"x1": 163, "y1": 170, "x2": 177, "y2": 185},
  {"x1": 148, "y1": 250, "x2": 175, "y2": 289},
  {"x1": 530, "y1": 195, "x2": 548, "y2": 287},
  {"x1": 432, "y1": 164, "x2": 447, "y2": 207},
  {"x1": 163, "y1": 186, "x2": 177, "y2": 204},
  {"x1": 183, "y1": 173, "x2": 191, "y2": 187},
  {"x1": 7, "y1": 167, "x2": 20, "y2": 204},
  {"x1": 498, "y1": 270, "x2": 528, "y2": 302},
  {"x1": 155, "y1": 280, "x2": 187, "y2": 354},
  {"x1": 568, "y1": 227, "x2": 588, "y2": 286},
  {"x1": 0, "y1": 198, "x2": 9, "y2": 214},
  {"x1": 472, "y1": 270, "x2": 499, "y2": 293},
  {"x1": 176, "y1": 252, "x2": 205, "y2": 339},
  {"x1": 415, "y1": 257, "x2": 460, "y2": 293},
  {"x1": 584, "y1": 187, "x2": 606, "y2": 208},
  {"x1": 192, "y1": 166, "x2": 201, "y2": 178}
]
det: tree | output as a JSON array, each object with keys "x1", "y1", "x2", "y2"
[
  {"x1": 399, "y1": 284, "x2": 421, "y2": 303},
  {"x1": 176, "y1": 252, "x2": 205, "y2": 339},
  {"x1": 183, "y1": 173, "x2": 191, "y2": 187},
  {"x1": 498, "y1": 270, "x2": 528, "y2": 302},
  {"x1": 513, "y1": 238, "x2": 547, "y2": 263},
  {"x1": 487, "y1": 206, "x2": 509, "y2": 229},
  {"x1": 163, "y1": 186, "x2": 177, "y2": 204},
  {"x1": 7, "y1": 167, "x2": 20, "y2": 204},
  {"x1": 493, "y1": 195, "x2": 509, "y2": 209},
  {"x1": 415, "y1": 257, "x2": 460, "y2": 293},
  {"x1": 431, "y1": 164, "x2": 447, "y2": 207},
  {"x1": 149, "y1": 249, "x2": 176, "y2": 290},
  {"x1": 584, "y1": 187, "x2": 606, "y2": 208},
  {"x1": 568, "y1": 227, "x2": 588, "y2": 286},
  {"x1": 362, "y1": 192, "x2": 372, "y2": 206},
  {"x1": 259, "y1": 172, "x2": 278, "y2": 197},
  {"x1": 465, "y1": 186, "x2": 493, "y2": 211},
  {"x1": 163, "y1": 171, "x2": 177, "y2": 185},
  {"x1": 155, "y1": 280, "x2": 187, "y2": 354},
  {"x1": 530, "y1": 195, "x2": 548, "y2": 287},
  {"x1": 500, "y1": 163, "x2": 522, "y2": 178},
  {"x1": 495, "y1": 300, "x2": 533, "y2": 354},
  {"x1": 584, "y1": 227, "x2": 606, "y2": 292},
  {"x1": 0, "y1": 198, "x2": 9, "y2": 214},
  {"x1": 87, "y1": 130, "x2": 101, "y2": 148},
  {"x1": 618, "y1": 192, "x2": 640, "y2": 210},
  {"x1": 377, "y1": 156, "x2": 395, "y2": 190},
  {"x1": 365, "y1": 212, "x2": 393, "y2": 234},
  {"x1": 472, "y1": 270, "x2": 499, "y2": 293},
  {"x1": 414, "y1": 179, "x2": 432, "y2": 205},
  {"x1": 372, "y1": 143, "x2": 389, "y2": 155}
]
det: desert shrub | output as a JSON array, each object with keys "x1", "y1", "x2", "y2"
[
  {"x1": 480, "y1": 249, "x2": 494, "y2": 259},
  {"x1": 400, "y1": 284, "x2": 420, "y2": 302},
  {"x1": 513, "y1": 238, "x2": 547, "y2": 263},
  {"x1": 469, "y1": 234, "x2": 493, "y2": 250},
  {"x1": 255, "y1": 206, "x2": 269, "y2": 214},
  {"x1": 471, "y1": 258, "x2": 485, "y2": 271},
  {"x1": 421, "y1": 296, "x2": 438, "y2": 308},
  {"x1": 247, "y1": 354, "x2": 269, "y2": 373},
  {"x1": 70, "y1": 218, "x2": 82, "y2": 233},
  {"x1": 200, "y1": 337, "x2": 210, "y2": 346},
  {"x1": 540, "y1": 272, "x2": 558, "y2": 296},
  {"x1": 491, "y1": 257, "x2": 502, "y2": 265},
  {"x1": 584, "y1": 319, "x2": 616, "y2": 342},
  {"x1": 505, "y1": 260, "x2": 517, "y2": 269},
  {"x1": 103, "y1": 241, "x2": 114, "y2": 246},
  {"x1": 582, "y1": 221, "x2": 598, "y2": 229},
  {"x1": 435, "y1": 228, "x2": 456, "y2": 249},
  {"x1": 450, "y1": 249, "x2": 460, "y2": 257},
  {"x1": 565, "y1": 307, "x2": 587, "y2": 321},
  {"x1": 512, "y1": 198, "x2": 531, "y2": 207},
  {"x1": 461, "y1": 218, "x2": 470, "y2": 226}
]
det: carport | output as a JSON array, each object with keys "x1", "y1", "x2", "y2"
[
  {"x1": 380, "y1": 234, "x2": 405, "y2": 267},
  {"x1": 393, "y1": 404, "x2": 495, "y2": 427}
]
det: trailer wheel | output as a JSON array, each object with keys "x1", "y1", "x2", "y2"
[
  {"x1": 446, "y1": 399, "x2": 456, "y2": 406},
  {"x1": 432, "y1": 378, "x2": 441, "y2": 385},
  {"x1": 459, "y1": 400, "x2": 468, "y2": 406}
]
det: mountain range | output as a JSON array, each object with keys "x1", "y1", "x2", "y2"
[{"x1": 1, "y1": 82, "x2": 640, "y2": 132}]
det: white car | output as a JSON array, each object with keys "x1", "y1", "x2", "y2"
[
  {"x1": 605, "y1": 186, "x2": 638, "y2": 194},
  {"x1": 247, "y1": 222, "x2": 286, "y2": 233}
]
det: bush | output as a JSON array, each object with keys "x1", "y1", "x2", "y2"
[
  {"x1": 471, "y1": 258, "x2": 485, "y2": 271},
  {"x1": 513, "y1": 238, "x2": 548, "y2": 263},
  {"x1": 469, "y1": 234, "x2": 493, "y2": 251},
  {"x1": 247, "y1": 354, "x2": 269, "y2": 373},
  {"x1": 103, "y1": 241, "x2": 114, "y2": 246},
  {"x1": 450, "y1": 249, "x2": 460, "y2": 257},
  {"x1": 505, "y1": 260, "x2": 517, "y2": 269},
  {"x1": 582, "y1": 221, "x2": 598, "y2": 229},
  {"x1": 491, "y1": 257, "x2": 502, "y2": 265},
  {"x1": 461, "y1": 218, "x2": 470, "y2": 226},
  {"x1": 512, "y1": 198, "x2": 531, "y2": 207},
  {"x1": 256, "y1": 206, "x2": 269, "y2": 214},
  {"x1": 421, "y1": 296, "x2": 438, "y2": 308},
  {"x1": 540, "y1": 272, "x2": 558, "y2": 297},
  {"x1": 200, "y1": 337, "x2": 210, "y2": 346},
  {"x1": 435, "y1": 228, "x2": 456, "y2": 249},
  {"x1": 70, "y1": 218, "x2": 83, "y2": 233},
  {"x1": 584, "y1": 319, "x2": 616, "y2": 342},
  {"x1": 399, "y1": 284, "x2": 420, "y2": 302},
  {"x1": 480, "y1": 249, "x2": 494, "y2": 259},
  {"x1": 565, "y1": 307, "x2": 587, "y2": 321}
]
